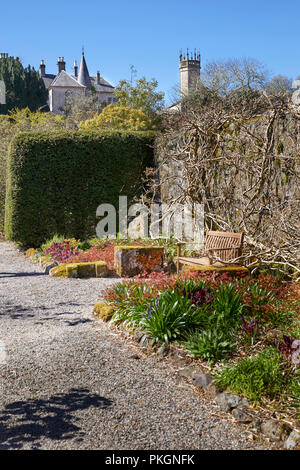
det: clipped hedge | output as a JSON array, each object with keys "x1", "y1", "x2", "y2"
[{"x1": 5, "y1": 130, "x2": 155, "y2": 247}]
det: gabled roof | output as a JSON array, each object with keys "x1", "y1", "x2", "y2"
[
  {"x1": 78, "y1": 52, "x2": 91, "y2": 87},
  {"x1": 49, "y1": 70, "x2": 85, "y2": 88}
]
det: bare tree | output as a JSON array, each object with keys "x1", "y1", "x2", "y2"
[
  {"x1": 265, "y1": 75, "x2": 293, "y2": 97},
  {"x1": 201, "y1": 57, "x2": 269, "y2": 96}
]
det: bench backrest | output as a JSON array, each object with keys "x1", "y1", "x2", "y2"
[{"x1": 205, "y1": 231, "x2": 244, "y2": 262}]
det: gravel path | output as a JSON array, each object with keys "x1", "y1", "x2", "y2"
[{"x1": 0, "y1": 242, "x2": 268, "y2": 450}]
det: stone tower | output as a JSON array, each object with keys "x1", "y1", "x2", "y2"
[{"x1": 179, "y1": 49, "x2": 201, "y2": 98}]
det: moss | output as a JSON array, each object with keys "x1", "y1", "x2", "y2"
[
  {"x1": 25, "y1": 248, "x2": 38, "y2": 258},
  {"x1": 114, "y1": 245, "x2": 163, "y2": 250},
  {"x1": 50, "y1": 261, "x2": 107, "y2": 278},
  {"x1": 183, "y1": 264, "x2": 248, "y2": 273},
  {"x1": 93, "y1": 302, "x2": 114, "y2": 321},
  {"x1": 49, "y1": 264, "x2": 68, "y2": 277},
  {"x1": 66, "y1": 263, "x2": 78, "y2": 278},
  {"x1": 95, "y1": 261, "x2": 108, "y2": 278}
]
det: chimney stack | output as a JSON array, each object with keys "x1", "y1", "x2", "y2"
[
  {"x1": 40, "y1": 59, "x2": 46, "y2": 77},
  {"x1": 97, "y1": 70, "x2": 101, "y2": 85},
  {"x1": 57, "y1": 56, "x2": 66, "y2": 73},
  {"x1": 74, "y1": 60, "x2": 78, "y2": 78}
]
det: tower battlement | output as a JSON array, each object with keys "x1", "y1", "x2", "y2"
[{"x1": 179, "y1": 49, "x2": 201, "y2": 98}]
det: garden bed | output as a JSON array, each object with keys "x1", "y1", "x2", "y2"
[
  {"x1": 95, "y1": 268, "x2": 300, "y2": 443},
  {"x1": 20, "y1": 235, "x2": 189, "y2": 277},
  {"x1": 14, "y1": 236, "x2": 300, "y2": 446}
]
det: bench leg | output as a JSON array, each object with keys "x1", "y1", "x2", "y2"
[{"x1": 177, "y1": 244, "x2": 181, "y2": 274}]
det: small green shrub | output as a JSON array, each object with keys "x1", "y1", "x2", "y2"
[
  {"x1": 139, "y1": 289, "x2": 209, "y2": 343},
  {"x1": 184, "y1": 328, "x2": 236, "y2": 364},
  {"x1": 215, "y1": 348, "x2": 285, "y2": 401},
  {"x1": 211, "y1": 282, "x2": 244, "y2": 329}
]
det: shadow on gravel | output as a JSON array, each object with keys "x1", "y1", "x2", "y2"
[
  {"x1": 0, "y1": 388, "x2": 113, "y2": 449},
  {"x1": 0, "y1": 272, "x2": 46, "y2": 278},
  {"x1": 0, "y1": 303, "x2": 52, "y2": 320},
  {"x1": 0, "y1": 302, "x2": 92, "y2": 326}
]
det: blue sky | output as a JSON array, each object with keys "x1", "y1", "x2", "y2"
[{"x1": 1, "y1": 0, "x2": 300, "y2": 105}]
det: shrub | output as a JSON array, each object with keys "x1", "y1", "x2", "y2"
[
  {"x1": 67, "y1": 244, "x2": 115, "y2": 272},
  {"x1": 110, "y1": 287, "x2": 209, "y2": 343},
  {"x1": 5, "y1": 130, "x2": 155, "y2": 246},
  {"x1": 41, "y1": 234, "x2": 70, "y2": 252},
  {"x1": 211, "y1": 282, "x2": 244, "y2": 329},
  {"x1": 44, "y1": 240, "x2": 80, "y2": 264},
  {"x1": 184, "y1": 328, "x2": 236, "y2": 364},
  {"x1": 78, "y1": 104, "x2": 155, "y2": 131},
  {"x1": 138, "y1": 289, "x2": 208, "y2": 343},
  {"x1": 215, "y1": 348, "x2": 285, "y2": 401}
]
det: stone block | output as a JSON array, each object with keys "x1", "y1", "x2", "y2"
[
  {"x1": 114, "y1": 246, "x2": 164, "y2": 277},
  {"x1": 95, "y1": 261, "x2": 108, "y2": 278},
  {"x1": 49, "y1": 261, "x2": 107, "y2": 278}
]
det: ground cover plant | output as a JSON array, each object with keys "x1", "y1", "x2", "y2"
[{"x1": 103, "y1": 269, "x2": 300, "y2": 418}]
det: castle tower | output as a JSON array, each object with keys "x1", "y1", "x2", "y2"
[{"x1": 179, "y1": 49, "x2": 201, "y2": 98}]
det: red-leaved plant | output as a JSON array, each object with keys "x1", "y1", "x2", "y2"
[{"x1": 45, "y1": 240, "x2": 79, "y2": 264}]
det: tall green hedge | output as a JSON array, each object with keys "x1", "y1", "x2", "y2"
[{"x1": 5, "y1": 130, "x2": 155, "y2": 247}]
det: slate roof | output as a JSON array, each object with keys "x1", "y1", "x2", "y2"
[
  {"x1": 42, "y1": 74, "x2": 56, "y2": 89},
  {"x1": 78, "y1": 52, "x2": 91, "y2": 87},
  {"x1": 49, "y1": 70, "x2": 84, "y2": 88},
  {"x1": 41, "y1": 54, "x2": 115, "y2": 93},
  {"x1": 90, "y1": 76, "x2": 114, "y2": 92}
]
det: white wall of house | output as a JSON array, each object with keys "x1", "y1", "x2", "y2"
[{"x1": 49, "y1": 87, "x2": 84, "y2": 114}]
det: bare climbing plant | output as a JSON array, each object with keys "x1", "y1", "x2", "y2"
[{"x1": 143, "y1": 88, "x2": 300, "y2": 279}]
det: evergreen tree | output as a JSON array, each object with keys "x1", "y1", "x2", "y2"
[{"x1": 0, "y1": 55, "x2": 48, "y2": 114}]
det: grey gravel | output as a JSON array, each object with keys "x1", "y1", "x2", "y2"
[{"x1": 0, "y1": 242, "x2": 269, "y2": 450}]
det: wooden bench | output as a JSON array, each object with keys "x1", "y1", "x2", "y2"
[{"x1": 176, "y1": 231, "x2": 244, "y2": 273}]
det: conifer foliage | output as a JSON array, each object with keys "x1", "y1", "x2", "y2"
[{"x1": 0, "y1": 55, "x2": 48, "y2": 113}]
